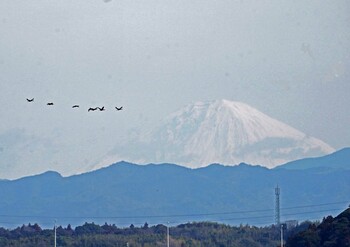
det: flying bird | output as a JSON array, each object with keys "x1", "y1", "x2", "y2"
[
  {"x1": 47, "y1": 102, "x2": 54, "y2": 106},
  {"x1": 115, "y1": 106, "x2": 123, "y2": 111},
  {"x1": 26, "y1": 98, "x2": 34, "y2": 102},
  {"x1": 72, "y1": 105, "x2": 79, "y2": 108},
  {"x1": 88, "y1": 107, "x2": 98, "y2": 112},
  {"x1": 98, "y1": 106, "x2": 105, "y2": 111}
]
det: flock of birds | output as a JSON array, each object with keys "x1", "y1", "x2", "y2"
[{"x1": 26, "y1": 98, "x2": 123, "y2": 112}]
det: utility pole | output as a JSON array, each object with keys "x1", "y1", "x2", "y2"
[
  {"x1": 280, "y1": 224, "x2": 284, "y2": 247},
  {"x1": 167, "y1": 222, "x2": 170, "y2": 247},
  {"x1": 54, "y1": 220, "x2": 57, "y2": 247}
]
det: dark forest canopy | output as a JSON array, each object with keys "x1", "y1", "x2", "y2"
[
  {"x1": 0, "y1": 221, "x2": 283, "y2": 247},
  {"x1": 286, "y1": 208, "x2": 350, "y2": 247},
  {"x1": 1, "y1": 208, "x2": 349, "y2": 246}
]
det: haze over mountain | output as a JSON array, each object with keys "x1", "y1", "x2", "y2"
[
  {"x1": 1, "y1": 1, "x2": 349, "y2": 179},
  {"x1": 97, "y1": 100, "x2": 334, "y2": 170}
]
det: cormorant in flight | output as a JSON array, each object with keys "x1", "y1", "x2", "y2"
[
  {"x1": 72, "y1": 105, "x2": 79, "y2": 108},
  {"x1": 47, "y1": 102, "x2": 54, "y2": 106},
  {"x1": 26, "y1": 98, "x2": 34, "y2": 102},
  {"x1": 115, "y1": 106, "x2": 123, "y2": 111},
  {"x1": 98, "y1": 106, "x2": 105, "y2": 111},
  {"x1": 88, "y1": 107, "x2": 98, "y2": 112}
]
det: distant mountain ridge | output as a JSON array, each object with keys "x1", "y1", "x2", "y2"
[
  {"x1": 96, "y1": 99, "x2": 334, "y2": 170},
  {"x1": 276, "y1": 147, "x2": 350, "y2": 170},
  {"x1": 0, "y1": 160, "x2": 349, "y2": 228}
]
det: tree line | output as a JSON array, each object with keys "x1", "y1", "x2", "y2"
[
  {"x1": 0, "y1": 221, "x2": 285, "y2": 247},
  {"x1": 1, "y1": 209, "x2": 348, "y2": 247}
]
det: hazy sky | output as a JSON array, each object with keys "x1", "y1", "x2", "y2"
[{"x1": 0, "y1": 0, "x2": 349, "y2": 178}]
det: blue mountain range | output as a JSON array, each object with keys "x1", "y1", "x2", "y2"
[{"x1": 0, "y1": 149, "x2": 349, "y2": 229}]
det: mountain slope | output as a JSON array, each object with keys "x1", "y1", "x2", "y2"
[
  {"x1": 287, "y1": 208, "x2": 350, "y2": 247},
  {"x1": 276, "y1": 147, "x2": 350, "y2": 170},
  {"x1": 97, "y1": 100, "x2": 334, "y2": 169},
  {"x1": 0, "y1": 162, "x2": 349, "y2": 228}
]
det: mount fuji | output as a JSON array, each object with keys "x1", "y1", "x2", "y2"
[{"x1": 97, "y1": 100, "x2": 334, "y2": 169}]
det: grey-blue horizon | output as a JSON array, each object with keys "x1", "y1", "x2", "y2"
[{"x1": 0, "y1": 0, "x2": 349, "y2": 179}]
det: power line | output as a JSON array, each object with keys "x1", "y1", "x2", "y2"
[
  {"x1": 0, "y1": 198, "x2": 346, "y2": 217},
  {"x1": 0, "y1": 208, "x2": 342, "y2": 228},
  {"x1": 281, "y1": 201, "x2": 349, "y2": 210},
  {"x1": 0, "y1": 208, "x2": 344, "y2": 229},
  {"x1": 0, "y1": 200, "x2": 347, "y2": 220},
  {"x1": 216, "y1": 208, "x2": 343, "y2": 222},
  {"x1": 282, "y1": 208, "x2": 343, "y2": 217}
]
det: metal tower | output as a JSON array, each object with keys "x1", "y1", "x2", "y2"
[{"x1": 275, "y1": 186, "x2": 280, "y2": 225}]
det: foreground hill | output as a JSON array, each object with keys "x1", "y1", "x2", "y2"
[
  {"x1": 0, "y1": 162, "x2": 348, "y2": 228},
  {"x1": 286, "y1": 207, "x2": 350, "y2": 247}
]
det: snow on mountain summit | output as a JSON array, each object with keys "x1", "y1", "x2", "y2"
[{"x1": 97, "y1": 100, "x2": 334, "y2": 169}]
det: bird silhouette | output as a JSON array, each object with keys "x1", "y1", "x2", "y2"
[
  {"x1": 115, "y1": 106, "x2": 123, "y2": 111},
  {"x1": 47, "y1": 102, "x2": 54, "y2": 106},
  {"x1": 98, "y1": 106, "x2": 105, "y2": 111},
  {"x1": 72, "y1": 105, "x2": 79, "y2": 108},
  {"x1": 88, "y1": 107, "x2": 98, "y2": 112},
  {"x1": 26, "y1": 98, "x2": 34, "y2": 102}
]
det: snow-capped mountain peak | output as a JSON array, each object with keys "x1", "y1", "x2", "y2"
[{"x1": 97, "y1": 100, "x2": 334, "y2": 169}]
